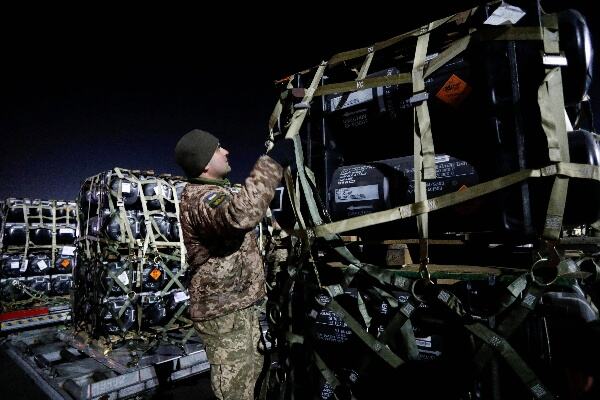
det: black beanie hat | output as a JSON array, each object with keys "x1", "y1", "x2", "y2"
[{"x1": 174, "y1": 129, "x2": 220, "y2": 178}]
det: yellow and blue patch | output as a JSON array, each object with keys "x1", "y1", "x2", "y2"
[{"x1": 204, "y1": 192, "x2": 228, "y2": 208}]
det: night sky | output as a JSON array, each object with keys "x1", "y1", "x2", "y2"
[{"x1": 1, "y1": 1, "x2": 597, "y2": 202}]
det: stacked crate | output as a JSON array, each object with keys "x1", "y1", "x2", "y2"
[
  {"x1": 74, "y1": 167, "x2": 191, "y2": 343},
  {"x1": 0, "y1": 198, "x2": 77, "y2": 312}
]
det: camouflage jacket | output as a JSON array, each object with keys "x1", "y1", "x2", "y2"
[{"x1": 180, "y1": 156, "x2": 283, "y2": 321}]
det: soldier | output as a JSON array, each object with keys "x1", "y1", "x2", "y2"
[{"x1": 175, "y1": 129, "x2": 294, "y2": 400}]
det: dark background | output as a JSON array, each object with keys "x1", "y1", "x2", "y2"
[{"x1": 1, "y1": 0, "x2": 597, "y2": 201}]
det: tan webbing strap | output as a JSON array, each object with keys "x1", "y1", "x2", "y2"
[
  {"x1": 268, "y1": 80, "x2": 294, "y2": 143},
  {"x1": 314, "y1": 73, "x2": 412, "y2": 98},
  {"x1": 279, "y1": 62, "x2": 326, "y2": 234},
  {"x1": 279, "y1": 62, "x2": 364, "y2": 267},
  {"x1": 22, "y1": 202, "x2": 30, "y2": 261},
  {"x1": 542, "y1": 176, "x2": 569, "y2": 240},
  {"x1": 413, "y1": 24, "x2": 436, "y2": 181},
  {"x1": 312, "y1": 163, "x2": 600, "y2": 237},
  {"x1": 170, "y1": 179, "x2": 187, "y2": 267},
  {"x1": 328, "y1": 48, "x2": 376, "y2": 111},
  {"x1": 327, "y1": 4, "x2": 481, "y2": 67},
  {"x1": 476, "y1": 26, "x2": 543, "y2": 42},
  {"x1": 466, "y1": 323, "x2": 555, "y2": 400},
  {"x1": 412, "y1": 24, "x2": 435, "y2": 278},
  {"x1": 112, "y1": 169, "x2": 136, "y2": 248},
  {"x1": 538, "y1": 68, "x2": 569, "y2": 163},
  {"x1": 424, "y1": 35, "x2": 471, "y2": 79},
  {"x1": 539, "y1": 14, "x2": 570, "y2": 241},
  {"x1": 137, "y1": 180, "x2": 154, "y2": 258},
  {"x1": 283, "y1": 169, "x2": 307, "y2": 230},
  {"x1": 51, "y1": 200, "x2": 57, "y2": 267},
  {"x1": 284, "y1": 61, "x2": 327, "y2": 140}
]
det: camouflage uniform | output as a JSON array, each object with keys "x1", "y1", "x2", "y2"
[{"x1": 180, "y1": 155, "x2": 283, "y2": 400}]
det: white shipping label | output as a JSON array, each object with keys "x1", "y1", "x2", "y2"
[
  {"x1": 37, "y1": 260, "x2": 48, "y2": 270},
  {"x1": 173, "y1": 291, "x2": 190, "y2": 303},
  {"x1": 335, "y1": 184, "x2": 379, "y2": 203},
  {"x1": 61, "y1": 246, "x2": 76, "y2": 256},
  {"x1": 329, "y1": 88, "x2": 373, "y2": 111},
  {"x1": 121, "y1": 182, "x2": 131, "y2": 193},
  {"x1": 484, "y1": 3, "x2": 525, "y2": 25},
  {"x1": 117, "y1": 271, "x2": 130, "y2": 286},
  {"x1": 416, "y1": 336, "x2": 432, "y2": 348},
  {"x1": 20, "y1": 260, "x2": 29, "y2": 273},
  {"x1": 10, "y1": 261, "x2": 20, "y2": 269},
  {"x1": 59, "y1": 228, "x2": 74, "y2": 234}
]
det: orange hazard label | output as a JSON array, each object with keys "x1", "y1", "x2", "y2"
[
  {"x1": 457, "y1": 184, "x2": 469, "y2": 192},
  {"x1": 436, "y1": 74, "x2": 471, "y2": 106},
  {"x1": 60, "y1": 259, "x2": 71, "y2": 268},
  {"x1": 149, "y1": 268, "x2": 162, "y2": 280}
]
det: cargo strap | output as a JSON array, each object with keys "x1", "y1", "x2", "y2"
[
  {"x1": 278, "y1": 62, "x2": 326, "y2": 235},
  {"x1": 313, "y1": 351, "x2": 353, "y2": 400},
  {"x1": 413, "y1": 23, "x2": 436, "y2": 181},
  {"x1": 476, "y1": 26, "x2": 543, "y2": 42},
  {"x1": 430, "y1": 285, "x2": 555, "y2": 399},
  {"x1": 326, "y1": 298, "x2": 404, "y2": 368},
  {"x1": 472, "y1": 284, "x2": 543, "y2": 373},
  {"x1": 310, "y1": 162, "x2": 600, "y2": 237},
  {"x1": 465, "y1": 323, "x2": 554, "y2": 400},
  {"x1": 22, "y1": 202, "x2": 30, "y2": 261},
  {"x1": 379, "y1": 301, "x2": 419, "y2": 360},
  {"x1": 326, "y1": 4, "x2": 481, "y2": 66},
  {"x1": 537, "y1": 13, "x2": 570, "y2": 247},
  {"x1": 313, "y1": 34, "x2": 471, "y2": 99},
  {"x1": 279, "y1": 62, "x2": 363, "y2": 268}
]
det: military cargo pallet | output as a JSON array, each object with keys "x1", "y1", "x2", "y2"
[{"x1": 1, "y1": 326, "x2": 209, "y2": 399}]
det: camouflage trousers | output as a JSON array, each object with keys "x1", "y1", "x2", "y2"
[{"x1": 194, "y1": 305, "x2": 264, "y2": 400}]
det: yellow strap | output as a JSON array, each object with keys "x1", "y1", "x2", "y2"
[
  {"x1": 311, "y1": 163, "x2": 600, "y2": 237},
  {"x1": 413, "y1": 25, "x2": 436, "y2": 180}
]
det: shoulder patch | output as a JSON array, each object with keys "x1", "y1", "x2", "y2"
[{"x1": 204, "y1": 192, "x2": 228, "y2": 208}]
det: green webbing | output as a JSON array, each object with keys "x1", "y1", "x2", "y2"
[
  {"x1": 356, "y1": 292, "x2": 372, "y2": 330},
  {"x1": 497, "y1": 273, "x2": 528, "y2": 311},
  {"x1": 472, "y1": 284, "x2": 543, "y2": 373},
  {"x1": 159, "y1": 261, "x2": 186, "y2": 294},
  {"x1": 466, "y1": 323, "x2": 555, "y2": 400},
  {"x1": 327, "y1": 299, "x2": 404, "y2": 368},
  {"x1": 313, "y1": 351, "x2": 346, "y2": 400},
  {"x1": 379, "y1": 301, "x2": 419, "y2": 361},
  {"x1": 107, "y1": 264, "x2": 132, "y2": 296}
]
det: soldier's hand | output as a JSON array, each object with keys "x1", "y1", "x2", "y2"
[{"x1": 267, "y1": 138, "x2": 295, "y2": 168}]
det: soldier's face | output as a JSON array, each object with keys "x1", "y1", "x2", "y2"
[{"x1": 205, "y1": 146, "x2": 231, "y2": 178}]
